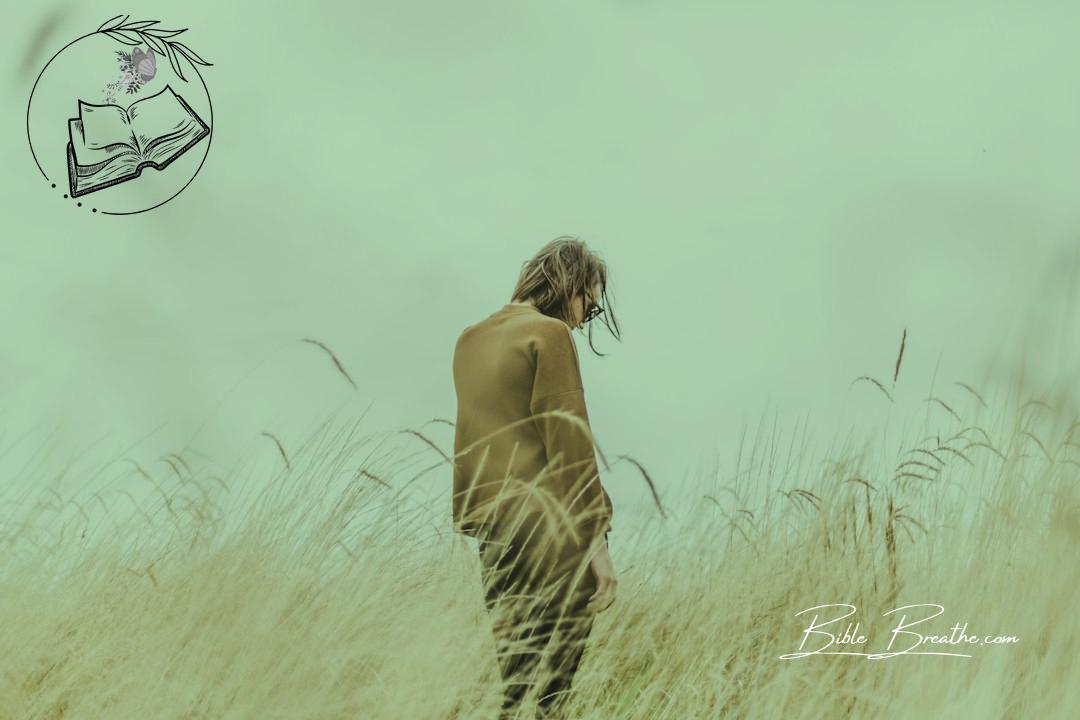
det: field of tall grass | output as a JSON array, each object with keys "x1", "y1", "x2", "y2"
[{"x1": 2, "y1": 341, "x2": 1077, "y2": 719}]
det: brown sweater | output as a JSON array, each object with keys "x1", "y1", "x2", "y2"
[{"x1": 451, "y1": 303, "x2": 613, "y2": 544}]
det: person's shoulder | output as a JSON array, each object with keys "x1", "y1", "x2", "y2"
[
  {"x1": 517, "y1": 313, "x2": 570, "y2": 342},
  {"x1": 523, "y1": 318, "x2": 578, "y2": 363},
  {"x1": 454, "y1": 322, "x2": 479, "y2": 353},
  {"x1": 458, "y1": 308, "x2": 568, "y2": 345},
  {"x1": 524, "y1": 312, "x2": 564, "y2": 328}
]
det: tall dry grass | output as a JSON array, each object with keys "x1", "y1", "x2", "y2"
[{"x1": 1, "y1": 350, "x2": 1078, "y2": 719}]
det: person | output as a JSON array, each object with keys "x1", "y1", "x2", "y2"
[{"x1": 451, "y1": 236, "x2": 622, "y2": 720}]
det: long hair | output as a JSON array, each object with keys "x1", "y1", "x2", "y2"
[{"x1": 509, "y1": 235, "x2": 622, "y2": 357}]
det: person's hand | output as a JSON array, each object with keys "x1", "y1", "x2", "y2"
[{"x1": 586, "y1": 538, "x2": 617, "y2": 613}]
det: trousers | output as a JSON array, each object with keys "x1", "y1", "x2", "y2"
[{"x1": 476, "y1": 511, "x2": 599, "y2": 720}]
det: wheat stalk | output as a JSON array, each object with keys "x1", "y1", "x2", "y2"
[
  {"x1": 261, "y1": 431, "x2": 291, "y2": 469},
  {"x1": 852, "y1": 375, "x2": 894, "y2": 402},
  {"x1": 300, "y1": 337, "x2": 358, "y2": 391},
  {"x1": 893, "y1": 328, "x2": 907, "y2": 385}
]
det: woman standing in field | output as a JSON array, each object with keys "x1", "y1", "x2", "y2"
[{"x1": 451, "y1": 236, "x2": 620, "y2": 720}]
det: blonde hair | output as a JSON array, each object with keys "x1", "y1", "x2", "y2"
[{"x1": 510, "y1": 235, "x2": 621, "y2": 356}]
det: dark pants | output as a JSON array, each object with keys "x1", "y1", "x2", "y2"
[{"x1": 476, "y1": 511, "x2": 598, "y2": 720}]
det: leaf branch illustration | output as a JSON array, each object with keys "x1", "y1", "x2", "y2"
[{"x1": 97, "y1": 16, "x2": 212, "y2": 83}]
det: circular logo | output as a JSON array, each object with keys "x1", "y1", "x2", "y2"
[{"x1": 26, "y1": 15, "x2": 214, "y2": 216}]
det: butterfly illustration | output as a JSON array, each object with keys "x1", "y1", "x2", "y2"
[
  {"x1": 130, "y1": 47, "x2": 157, "y2": 82},
  {"x1": 104, "y1": 46, "x2": 157, "y2": 104}
]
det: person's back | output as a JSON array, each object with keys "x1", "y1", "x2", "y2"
[{"x1": 452, "y1": 302, "x2": 613, "y2": 544}]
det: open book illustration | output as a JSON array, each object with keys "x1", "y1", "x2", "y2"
[{"x1": 66, "y1": 84, "x2": 210, "y2": 198}]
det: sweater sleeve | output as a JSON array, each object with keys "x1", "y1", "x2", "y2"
[{"x1": 529, "y1": 323, "x2": 613, "y2": 544}]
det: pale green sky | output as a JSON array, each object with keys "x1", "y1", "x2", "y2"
[{"x1": 1, "y1": 1, "x2": 1078, "y2": 527}]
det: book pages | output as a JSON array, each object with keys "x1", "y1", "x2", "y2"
[
  {"x1": 128, "y1": 86, "x2": 200, "y2": 158},
  {"x1": 79, "y1": 100, "x2": 138, "y2": 152},
  {"x1": 69, "y1": 118, "x2": 138, "y2": 187}
]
